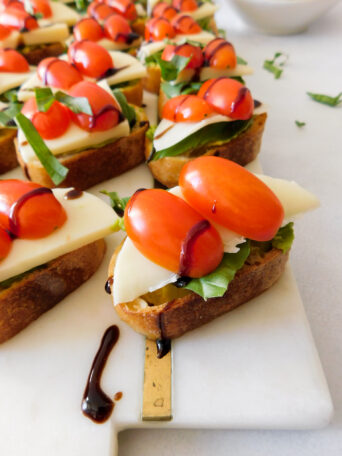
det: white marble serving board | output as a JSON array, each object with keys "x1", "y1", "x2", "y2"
[{"x1": 0, "y1": 157, "x2": 333, "y2": 455}]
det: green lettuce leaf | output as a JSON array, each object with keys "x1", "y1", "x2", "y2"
[
  {"x1": 185, "y1": 242, "x2": 250, "y2": 300},
  {"x1": 272, "y1": 222, "x2": 294, "y2": 253}
]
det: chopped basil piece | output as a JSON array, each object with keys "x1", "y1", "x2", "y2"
[
  {"x1": 34, "y1": 87, "x2": 93, "y2": 115},
  {"x1": 75, "y1": 0, "x2": 88, "y2": 11},
  {"x1": 100, "y1": 190, "x2": 130, "y2": 217},
  {"x1": 112, "y1": 217, "x2": 126, "y2": 232},
  {"x1": 161, "y1": 81, "x2": 202, "y2": 99},
  {"x1": 112, "y1": 89, "x2": 136, "y2": 127},
  {"x1": 307, "y1": 91, "x2": 342, "y2": 107},
  {"x1": 218, "y1": 28, "x2": 226, "y2": 39},
  {"x1": 263, "y1": 52, "x2": 288, "y2": 79},
  {"x1": 15, "y1": 113, "x2": 68, "y2": 185},
  {"x1": 0, "y1": 102, "x2": 22, "y2": 127},
  {"x1": 34, "y1": 87, "x2": 55, "y2": 112},
  {"x1": 156, "y1": 54, "x2": 190, "y2": 81},
  {"x1": 197, "y1": 16, "x2": 212, "y2": 32},
  {"x1": 295, "y1": 120, "x2": 306, "y2": 128},
  {"x1": 237, "y1": 56, "x2": 247, "y2": 65}
]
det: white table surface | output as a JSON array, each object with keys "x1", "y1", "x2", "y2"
[{"x1": 118, "y1": 1, "x2": 342, "y2": 454}]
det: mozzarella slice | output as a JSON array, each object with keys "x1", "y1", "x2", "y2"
[
  {"x1": 0, "y1": 30, "x2": 20, "y2": 49},
  {"x1": 38, "y1": 2, "x2": 80, "y2": 27},
  {"x1": 21, "y1": 23, "x2": 69, "y2": 46},
  {"x1": 0, "y1": 189, "x2": 116, "y2": 282},
  {"x1": 97, "y1": 37, "x2": 141, "y2": 52},
  {"x1": 189, "y1": 3, "x2": 219, "y2": 20},
  {"x1": 0, "y1": 66, "x2": 35, "y2": 95},
  {"x1": 200, "y1": 64, "x2": 254, "y2": 81}
]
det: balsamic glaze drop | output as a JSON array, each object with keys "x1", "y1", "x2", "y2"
[
  {"x1": 156, "y1": 338, "x2": 171, "y2": 359},
  {"x1": 105, "y1": 276, "x2": 113, "y2": 295},
  {"x1": 64, "y1": 189, "x2": 83, "y2": 200}
]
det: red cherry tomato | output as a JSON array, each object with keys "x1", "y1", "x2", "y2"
[
  {"x1": 104, "y1": 14, "x2": 133, "y2": 43},
  {"x1": 87, "y1": 2, "x2": 115, "y2": 21},
  {"x1": 68, "y1": 81, "x2": 120, "y2": 132},
  {"x1": 0, "y1": 7, "x2": 38, "y2": 31},
  {"x1": 203, "y1": 38, "x2": 237, "y2": 69},
  {"x1": 162, "y1": 94, "x2": 214, "y2": 122},
  {"x1": 152, "y1": 2, "x2": 178, "y2": 20},
  {"x1": 0, "y1": 228, "x2": 12, "y2": 260},
  {"x1": 106, "y1": 0, "x2": 137, "y2": 21},
  {"x1": 30, "y1": 0, "x2": 52, "y2": 18},
  {"x1": 179, "y1": 157, "x2": 284, "y2": 241},
  {"x1": 145, "y1": 17, "x2": 176, "y2": 42},
  {"x1": 0, "y1": 48, "x2": 29, "y2": 72},
  {"x1": 4, "y1": 0, "x2": 25, "y2": 11},
  {"x1": 0, "y1": 24, "x2": 11, "y2": 40},
  {"x1": 37, "y1": 57, "x2": 83, "y2": 89},
  {"x1": 0, "y1": 180, "x2": 67, "y2": 239},
  {"x1": 68, "y1": 40, "x2": 113, "y2": 78},
  {"x1": 73, "y1": 18, "x2": 104, "y2": 42},
  {"x1": 125, "y1": 189, "x2": 223, "y2": 277},
  {"x1": 171, "y1": 14, "x2": 201, "y2": 34},
  {"x1": 162, "y1": 43, "x2": 203, "y2": 69},
  {"x1": 172, "y1": 0, "x2": 198, "y2": 11},
  {"x1": 22, "y1": 98, "x2": 71, "y2": 140}
]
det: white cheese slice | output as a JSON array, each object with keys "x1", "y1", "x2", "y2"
[
  {"x1": 189, "y1": 3, "x2": 219, "y2": 21},
  {"x1": 38, "y1": 2, "x2": 80, "y2": 27},
  {"x1": 200, "y1": 64, "x2": 254, "y2": 81},
  {"x1": 97, "y1": 37, "x2": 141, "y2": 52},
  {"x1": 135, "y1": 3, "x2": 146, "y2": 17},
  {"x1": 21, "y1": 23, "x2": 69, "y2": 46},
  {"x1": 0, "y1": 30, "x2": 20, "y2": 49},
  {"x1": 0, "y1": 188, "x2": 116, "y2": 282},
  {"x1": 0, "y1": 66, "x2": 35, "y2": 95}
]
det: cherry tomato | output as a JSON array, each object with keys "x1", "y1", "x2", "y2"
[
  {"x1": 68, "y1": 40, "x2": 113, "y2": 79},
  {"x1": 30, "y1": 0, "x2": 52, "y2": 18},
  {"x1": 0, "y1": 228, "x2": 12, "y2": 261},
  {"x1": 106, "y1": 0, "x2": 137, "y2": 21},
  {"x1": 0, "y1": 48, "x2": 29, "y2": 72},
  {"x1": 162, "y1": 94, "x2": 214, "y2": 122},
  {"x1": 172, "y1": 0, "x2": 198, "y2": 11},
  {"x1": 104, "y1": 14, "x2": 133, "y2": 43},
  {"x1": 73, "y1": 18, "x2": 104, "y2": 42},
  {"x1": 22, "y1": 98, "x2": 71, "y2": 140},
  {"x1": 203, "y1": 38, "x2": 237, "y2": 69},
  {"x1": 171, "y1": 14, "x2": 201, "y2": 34},
  {"x1": 0, "y1": 24, "x2": 11, "y2": 40},
  {"x1": 68, "y1": 81, "x2": 120, "y2": 132},
  {"x1": 87, "y1": 2, "x2": 115, "y2": 21},
  {"x1": 162, "y1": 43, "x2": 203, "y2": 69},
  {"x1": 0, "y1": 180, "x2": 67, "y2": 239},
  {"x1": 145, "y1": 17, "x2": 176, "y2": 42},
  {"x1": 152, "y1": 2, "x2": 178, "y2": 20},
  {"x1": 37, "y1": 57, "x2": 83, "y2": 89},
  {"x1": 4, "y1": 0, "x2": 25, "y2": 11},
  {"x1": 125, "y1": 189, "x2": 223, "y2": 277},
  {"x1": 180, "y1": 157, "x2": 284, "y2": 241},
  {"x1": 0, "y1": 7, "x2": 38, "y2": 31},
  {"x1": 198, "y1": 77, "x2": 253, "y2": 120}
]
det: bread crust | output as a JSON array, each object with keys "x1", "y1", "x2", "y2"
[
  {"x1": 17, "y1": 122, "x2": 149, "y2": 190},
  {"x1": 119, "y1": 79, "x2": 144, "y2": 106},
  {"x1": 143, "y1": 65, "x2": 161, "y2": 94},
  {"x1": 0, "y1": 239, "x2": 106, "y2": 343},
  {"x1": 0, "y1": 128, "x2": 18, "y2": 174},
  {"x1": 21, "y1": 42, "x2": 66, "y2": 66},
  {"x1": 110, "y1": 245, "x2": 289, "y2": 340},
  {"x1": 146, "y1": 112, "x2": 267, "y2": 188}
]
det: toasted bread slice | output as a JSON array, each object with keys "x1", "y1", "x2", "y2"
[
  {"x1": 109, "y1": 244, "x2": 289, "y2": 340},
  {"x1": 132, "y1": 18, "x2": 146, "y2": 37},
  {"x1": 119, "y1": 79, "x2": 144, "y2": 106},
  {"x1": 146, "y1": 113, "x2": 267, "y2": 188},
  {"x1": 21, "y1": 42, "x2": 66, "y2": 66},
  {"x1": 143, "y1": 64, "x2": 161, "y2": 94},
  {"x1": 0, "y1": 128, "x2": 18, "y2": 174},
  {"x1": 0, "y1": 238, "x2": 106, "y2": 343},
  {"x1": 17, "y1": 122, "x2": 149, "y2": 190}
]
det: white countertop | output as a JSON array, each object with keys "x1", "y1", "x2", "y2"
[{"x1": 118, "y1": 1, "x2": 342, "y2": 454}]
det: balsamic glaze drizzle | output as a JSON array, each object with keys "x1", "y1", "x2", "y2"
[
  {"x1": 105, "y1": 276, "x2": 113, "y2": 295},
  {"x1": 179, "y1": 219, "x2": 210, "y2": 276},
  {"x1": 64, "y1": 189, "x2": 83, "y2": 200},
  {"x1": 156, "y1": 338, "x2": 171, "y2": 359}
]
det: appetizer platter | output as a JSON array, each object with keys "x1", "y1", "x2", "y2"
[{"x1": 0, "y1": 0, "x2": 334, "y2": 454}]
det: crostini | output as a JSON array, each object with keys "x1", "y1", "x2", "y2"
[
  {"x1": 107, "y1": 157, "x2": 320, "y2": 341},
  {"x1": 0, "y1": 179, "x2": 115, "y2": 343}
]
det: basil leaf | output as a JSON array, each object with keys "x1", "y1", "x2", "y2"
[
  {"x1": 145, "y1": 50, "x2": 162, "y2": 65},
  {"x1": 295, "y1": 120, "x2": 306, "y2": 128},
  {"x1": 3, "y1": 89, "x2": 18, "y2": 103},
  {"x1": 161, "y1": 81, "x2": 202, "y2": 99},
  {"x1": 197, "y1": 16, "x2": 211, "y2": 32},
  {"x1": 218, "y1": 28, "x2": 226, "y2": 39},
  {"x1": 112, "y1": 89, "x2": 136, "y2": 127},
  {"x1": 75, "y1": 0, "x2": 88, "y2": 11},
  {"x1": 185, "y1": 242, "x2": 250, "y2": 300},
  {"x1": 112, "y1": 217, "x2": 126, "y2": 232},
  {"x1": 152, "y1": 119, "x2": 252, "y2": 160},
  {"x1": 146, "y1": 124, "x2": 156, "y2": 141},
  {"x1": 15, "y1": 113, "x2": 68, "y2": 185},
  {"x1": 100, "y1": 190, "x2": 130, "y2": 217},
  {"x1": 237, "y1": 56, "x2": 247, "y2": 65},
  {"x1": 0, "y1": 110, "x2": 11, "y2": 126},
  {"x1": 34, "y1": 87, "x2": 55, "y2": 112},
  {"x1": 55, "y1": 91, "x2": 93, "y2": 115},
  {"x1": 229, "y1": 75, "x2": 246, "y2": 85},
  {"x1": 0, "y1": 101, "x2": 23, "y2": 127},
  {"x1": 272, "y1": 222, "x2": 294, "y2": 253},
  {"x1": 156, "y1": 54, "x2": 190, "y2": 81},
  {"x1": 263, "y1": 52, "x2": 288, "y2": 79},
  {"x1": 307, "y1": 91, "x2": 342, "y2": 107}
]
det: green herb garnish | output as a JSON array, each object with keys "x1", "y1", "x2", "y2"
[
  {"x1": 112, "y1": 89, "x2": 136, "y2": 127},
  {"x1": 307, "y1": 91, "x2": 342, "y2": 107},
  {"x1": 161, "y1": 81, "x2": 202, "y2": 99},
  {"x1": 156, "y1": 54, "x2": 190, "y2": 81},
  {"x1": 237, "y1": 56, "x2": 248, "y2": 65},
  {"x1": 272, "y1": 222, "x2": 294, "y2": 253},
  {"x1": 100, "y1": 190, "x2": 130, "y2": 217},
  {"x1": 146, "y1": 124, "x2": 157, "y2": 141},
  {"x1": 218, "y1": 28, "x2": 226, "y2": 39},
  {"x1": 263, "y1": 52, "x2": 288, "y2": 79},
  {"x1": 34, "y1": 87, "x2": 93, "y2": 115},
  {"x1": 295, "y1": 120, "x2": 306, "y2": 128}
]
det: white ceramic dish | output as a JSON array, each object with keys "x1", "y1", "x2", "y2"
[{"x1": 228, "y1": 0, "x2": 340, "y2": 34}]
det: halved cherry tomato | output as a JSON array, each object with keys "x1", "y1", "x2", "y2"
[
  {"x1": 162, "y1": 94, "x2": 214, "y2": 122},
  {"x1": 179, "y1": 157, "x2": 284, "y2": 241},
  {"x1": 37, "y1": 57, "x2": 83, "y2": 89},
  {"x1": 4, "y1": 0, "x2": 25, "y2": 11},
  {"x1": 88, "y1": 2, "x2": 115, "y2": 21},
  {"x1": 152, "y1": 2, "x2": 178, "y2": 20},
  {"x1": 171, "y1": 14, "x2": 201, "y2": 34},
  {"x1": 172, "y1": 0, "x2": 198, "y2": 12},
  {"x1": 74, "y1": 17, "x2": 104, "y2": 42},
  {"x1": 162, "y1": 43, "x2": 203, "y2": 69},
  {"x1": 0, "y1": 7, "x2": 38, "y2": 31},
  {"x1": 203, "y1": 38, "x2": 237, "y2": 69},
  {"x1": 198, "y1": 77, "x2": 253, "y2": 120},
  {"x1": 0, "y1": 228, "x2": 12, "y2": 261},
  {"x1": 22, "y1": 98, "x2": 71, "y2": 140},
  {"x1": 0, "y1": 48, "x2": 29, "y2": 72},
  {"x1": 68, "y1": 81, "x2": 120, "y2": 132},
  {"x1": 0, "y1": 180, "x2": 67, "y2": 239},
  {"x1": 106, "y1": 0, "x2": 137, "y2": 21},
  {"x1": 145, "y1": 17, "x2": 176, "y2": 42},
  {"x1": 30, "y1": 0, "x2": 52, "y2": 18},
  {"x1": 0, "y1": 24, "x2": 11, "y2": 40},
  {"x1": 124, "y1": 189, "x2": 223, "y2": 277},
  {"x1": 68, "y1": 40, "x2": 113, "y2": 79},
  {"x1": 104, "y1": 14, "x2": 133, "y2": 43}
]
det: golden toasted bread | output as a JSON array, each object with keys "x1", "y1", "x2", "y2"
[
  {"x1": 21, "y1": 42, "x2": 66, "y2": 66},
  {"x1": 0, "y1": 128, "x2": 18, "y2": 174},
  {"x1": 0, "y1": 239, "x2": 106, "y2": 343},
  {"x1": 146, "y1": 113, "x2": 267, "y2": 188},
  {"x1": 120, "y1": 79, "x2": 144, "y2": 106},
  {"x1": 143, "y1": 64, "x2": 161, "y2": 94}
]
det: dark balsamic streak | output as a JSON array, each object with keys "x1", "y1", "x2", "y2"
[
  {"x1": 156, "y1": 338, "x2": 171, "y2": 359},
  {"x1": 97, "y1": 66, "x2": 129, "y2": 81},
  {"x1": 174, "y1": 276, "x2": 191, "y2": 288},
  {"x1": 82, "y1": 325, "x2": 120, "y2": 424},
  {"x1": 64, "y1": 189, "x2": 83, "y2": 200},
  {"x1": 231, "y1": 87, "x2": 248, "y2": 114},
  {"x1": 179, "y1": 219, "x2": 210, "y2": 276},
  {"x1": 254, "y1": 99, "x2": 262, "y2": 108},
  {"x1": 105, "y1": 276, "x2": 113, "y2": 295}
]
